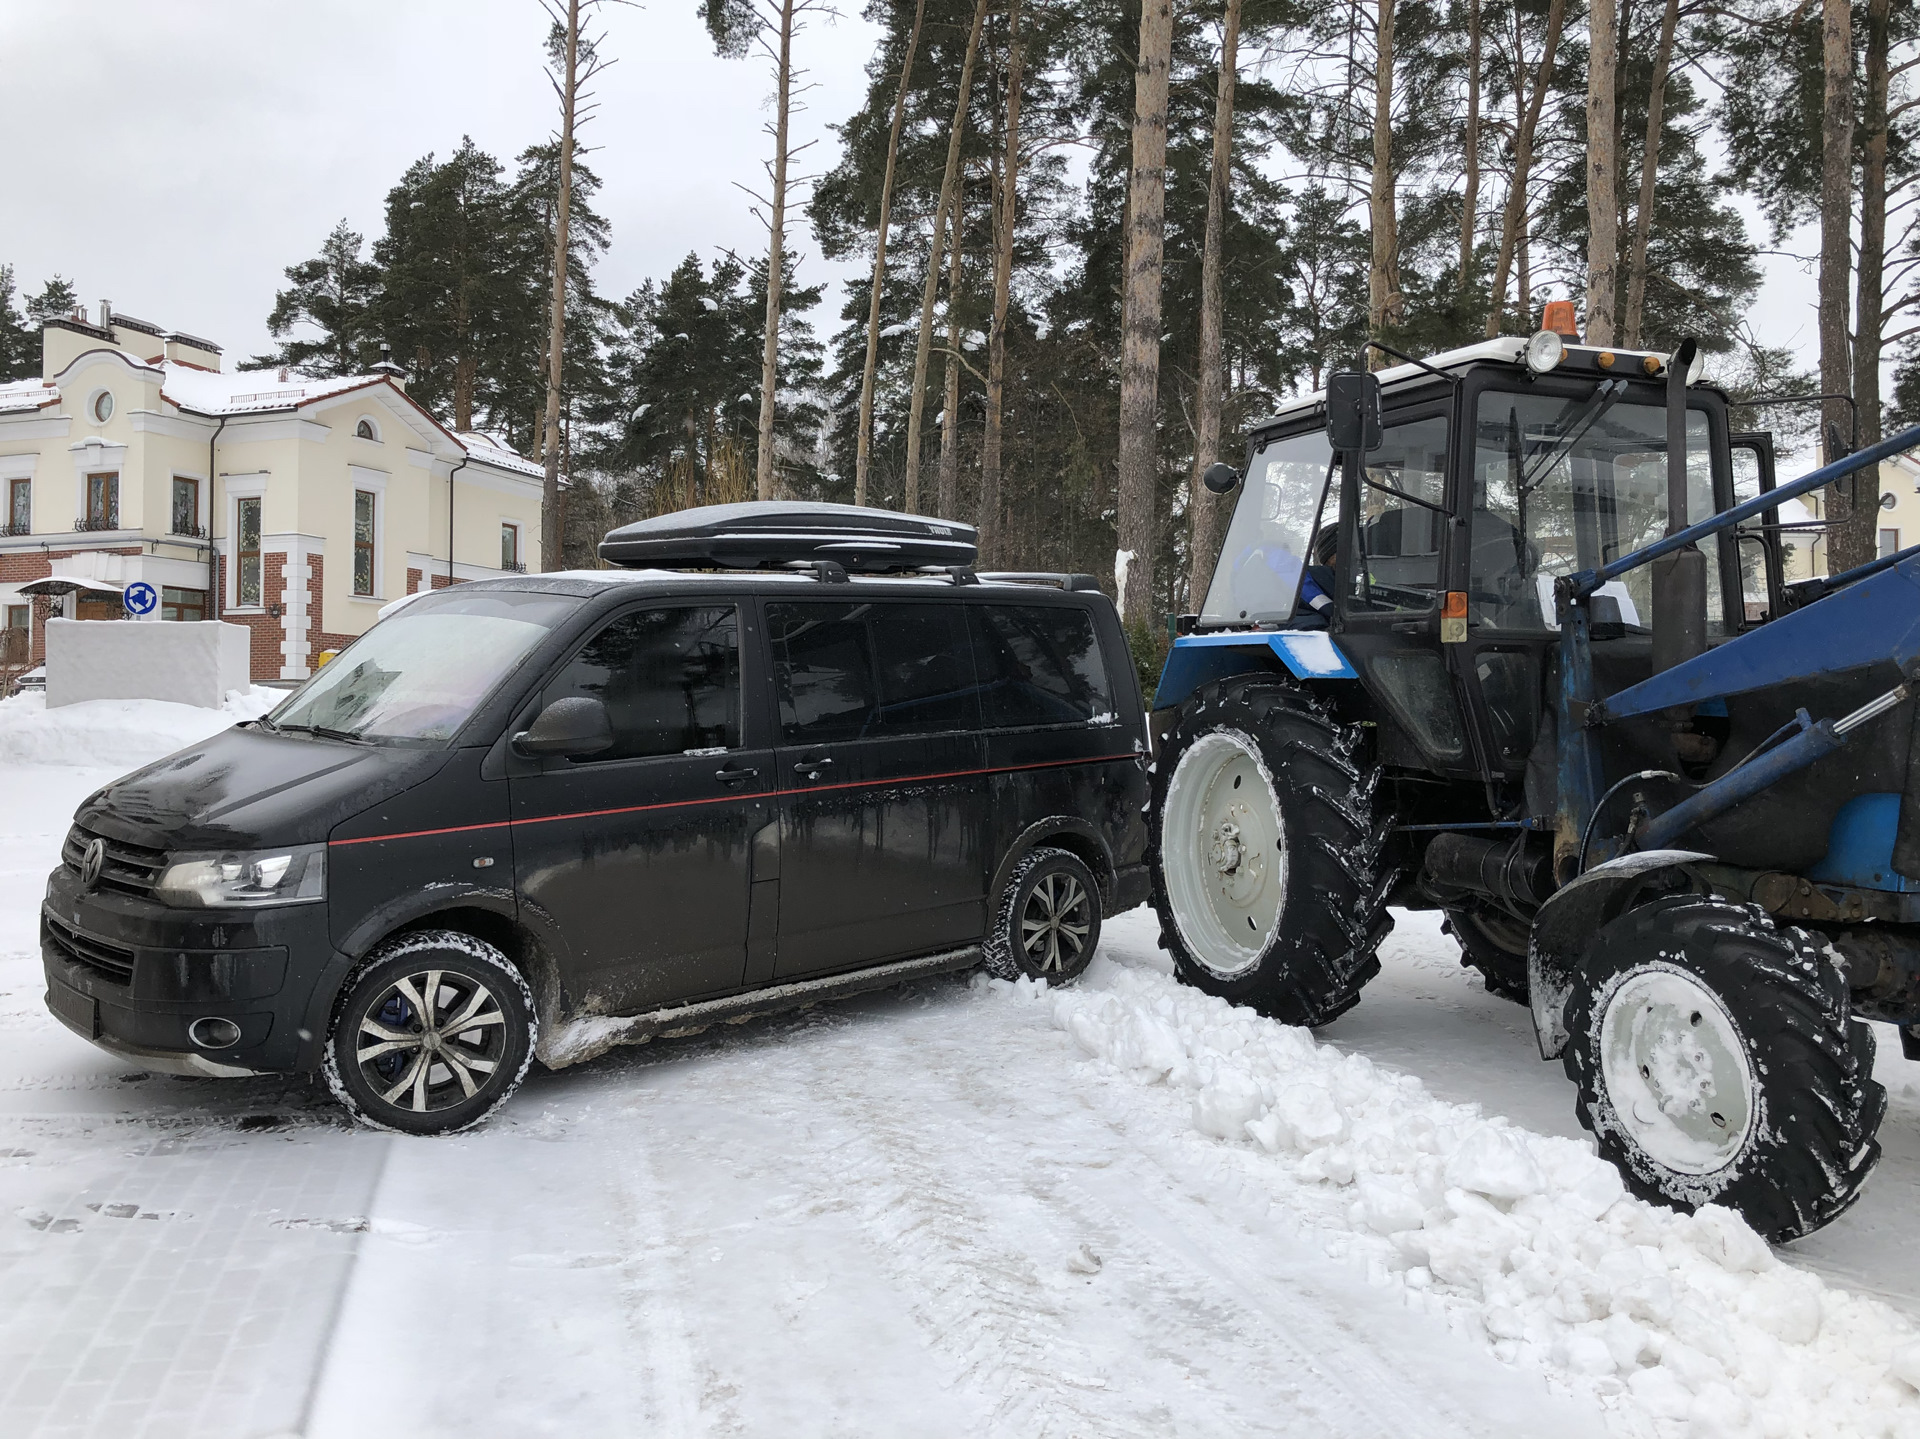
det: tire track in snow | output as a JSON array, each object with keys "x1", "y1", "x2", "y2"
[{"x1": 785, "y1": 985, "x2": 1586, "y2": 1438}]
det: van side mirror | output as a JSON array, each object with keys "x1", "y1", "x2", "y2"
[
  {"x1": 513, "y1": 696, "x2": 614, "y2": 758},
  {"x1": 1325, "y1": 370, "x2": 1383, "y2": 453},
  {"x1": 1202, "y1": 462, "x2": 1241, "y2": 494}
]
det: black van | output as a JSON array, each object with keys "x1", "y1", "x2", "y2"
[{"x1": 41, "y1": 504, "x2": 1149, "y2": 1134}]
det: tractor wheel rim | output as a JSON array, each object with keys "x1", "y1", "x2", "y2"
[
  {"x1": 1021, "y1": 871, "x2": 1091, "y2": 972},
  {"x1": 355, "y1": 968, "x2": 509, "y2": 1115},
  {"x1": 1598, "y1": 964, "x2": 1755, "y2": 1176},
  {"x1": 1162, "y1": 729, "x2": 1286, "y2": 980}
]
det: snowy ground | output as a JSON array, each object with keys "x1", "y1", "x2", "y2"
[{"x1": 6, "y1": 699, "x2": 1920, "y2": 1437}]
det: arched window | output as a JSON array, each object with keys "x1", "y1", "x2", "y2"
[{"x1": 355, "y1": 417, "x2": 378, "y2": 441}]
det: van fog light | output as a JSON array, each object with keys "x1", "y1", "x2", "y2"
[{"x1": 189, "y1": 1016, "x2": 243, "y2": 1050}]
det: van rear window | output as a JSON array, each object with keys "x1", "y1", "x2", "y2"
[{"x1": 969, "y1": 606, "x2": 1114, "y2": 728}]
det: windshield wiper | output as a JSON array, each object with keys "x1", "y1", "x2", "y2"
[
  {"x1": 278, "y1": 722, "x2": 369, "y2": 744},
  {"x1": 1520, "y1": 379, "x2": 1630, "y2": 493}
]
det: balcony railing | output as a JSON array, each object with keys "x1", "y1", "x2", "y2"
[
  {"x1": 1, "y1": 522, "x2": 28, "y2": 538},
  {"x1": 73, "y1": 517, "x2": 121, "y2": 533},
  {"x1": 169, "y1": 523, "x2": 209, "y2": 540},
  {"x1": 502, "y1": 560, "x2": 528, "y2": 574}
]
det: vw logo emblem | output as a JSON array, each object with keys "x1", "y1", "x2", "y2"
[{"x1": 79, "y1": 838, "x2": 107, "y2": 890}]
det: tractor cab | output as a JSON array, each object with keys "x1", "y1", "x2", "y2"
[
  {"x1": 1178, "y1": 329, "x2": 1760, "y2": 791},
  {"x1": 1149, "y1": 318, "x2": 1920, "y2": 1241}
]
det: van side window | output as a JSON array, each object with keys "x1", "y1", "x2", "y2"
[
  {"x1": 969, "y1": 605, "x2": 1114, "y2": 727},
  {"x1": 769, "y1": 601, "x2": 978, "y2": 743},
  {"x1": 544, "y1": 605, "x2": 739, "y2": 761}
]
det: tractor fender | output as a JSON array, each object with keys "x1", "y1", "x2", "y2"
[
  {"x1": 1526, "y1": 848, "x2": 1714, "y2": 1060},
  {"x1": 1152, "y1": 631, "x2": 1360, "y2": 712}
]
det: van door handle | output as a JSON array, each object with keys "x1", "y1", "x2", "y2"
[
  {"x1": 794, "y1": 755, "x2": 834, "y2": 780},
  {"x1": 714, "y1": 764, "x2": 759, "y2": 786}
]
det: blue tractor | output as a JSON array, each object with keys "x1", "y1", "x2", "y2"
[{"x1": 1149, "y1": 326, "x2": 1920, "y2": 1239}]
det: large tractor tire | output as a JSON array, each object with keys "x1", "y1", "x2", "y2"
[
  {"x1": 1443, "y1": 903, "x2": 1531, "y2": 1004},
  {"x1": 1563, "y1": 893, "x2": 1884, "y2": 1241},
  {"x1": 1150, "y1": 675, "x2": 1395, "y2": 1027}
]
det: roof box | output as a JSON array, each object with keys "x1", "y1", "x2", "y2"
[{"x1": 599, "y1": 501, "x2": 978, "y2": 573}]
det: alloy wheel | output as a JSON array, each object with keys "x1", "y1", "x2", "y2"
[
  {"x1": 1021, "y1": 871, "x2": 1092, "y2": 973},
  {"x1": 354, "y1": 967, "x2": 510, "y2": 1114}
]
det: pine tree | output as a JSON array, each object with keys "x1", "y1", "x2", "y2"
[
  {"x1": 253, "y1": 220, "x2": 381, "y2": 375},
  {"x1": 24, "y1": 276, "x2": 79, "y2": 328},
  {"x1": 0, "y1": 266, "x2": 34, "y2": 382}
]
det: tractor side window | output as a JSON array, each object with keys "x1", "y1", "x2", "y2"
[
  {"x1": 1201, "y1": 429, "x2": 1334, "y2": 624},
  {"x1": 1470, "y1": 392, "x2": 1723, "y2": 635},
  {"x1": 1729, "y1": 444, "x2": 1771, "y2": 624},
  {"x1": 1349, "y1": 415, "x2": 1449, "y2": 612}
]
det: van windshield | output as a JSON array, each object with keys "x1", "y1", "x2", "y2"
[{"x1": 270, "y1": 590, "x2": 582, "y2": 744}]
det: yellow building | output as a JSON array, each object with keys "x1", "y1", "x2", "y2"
[
  {"x1": 1780, "y1": 452, "x2": 1920, "y2": 583},
  {"x1": 0, "y1": 303, "x2": 542, "y2": 681}
]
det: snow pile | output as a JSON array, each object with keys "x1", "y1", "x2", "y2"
[
  {"x1": 0, "y1": 687, "x2": 279, "y2": 769},
  {"x1": 1020, "y1": 962, "x2": 1920, "y2": 1439}
]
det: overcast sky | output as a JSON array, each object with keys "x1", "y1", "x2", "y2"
[{"x1": 5, "y1": 0, "x2": 1823, "y2": 385}]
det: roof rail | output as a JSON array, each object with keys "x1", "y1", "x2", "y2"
[{"x1": 975, "y1": 572, "x2": 1104, "y2": 593}]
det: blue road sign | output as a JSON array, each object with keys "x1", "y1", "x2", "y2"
[{"x1": 123, "y1": 581, "x2": 157, "y2": 616}]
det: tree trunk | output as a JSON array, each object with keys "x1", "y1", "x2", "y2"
[
  {"x1": 903, "y1": 0, "x2": 991, "y2": 513},
  {"x1": 853, "y1": 0, "x2": 928, "y2": 508},
  {"x1": 1186, "y1": 0, "x2": 1242, "y2": 612},
  {"x1": 1583, "y1": 0, "x2": 1617, "y2": 344},
  {"x1": 1621, "y1": 0, "x2": 1678, "y2": 348},
  {"x1": 754, "y1": 0, "x2": 799, "y2": 501},
  {"x1": 980, "y1": 0, "x2": 1024, "y2": 566},
  {"x1": 539, "y1": 0, "x2": 580, "y2": 572},
  {"x1": 1367, "y1": 0, "x2": 1401, "y2": 352},
  {"x1": 1820, "y1": 0, "x2": 1860, "y2": 569},
  {"x1": 937, "y1": 171, "x2": 967, "y2": 521},
  {"x1": 1116, "y1": 0, "x2": 1175, "y2": 626},
  {"x1": 1848, "y1": 0, "x2": 1892, "y2": 563},
  {"x1": 1484, "y1": 0, "x2": 1565, "y2": 337},
  {"x1": 1457, "y1": 0, "x2": 1480, "y2": 298}
]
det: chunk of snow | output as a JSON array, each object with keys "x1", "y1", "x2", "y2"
[
  {"x1": 1031, "y1": 953, "x2": 1920, "y2": 1439},
  {"x1": 0, "y1": 688, "x2": 277, "y2": 769}
]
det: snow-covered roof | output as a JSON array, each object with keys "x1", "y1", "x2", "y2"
[
  {"x1": 158, "y1": 364, "x2": 376, "y2": 416},
  {"x1": 1256, "y1": 336, "x2": 1679, "y2": 428},
  {"x1": 0, "y1": 380, "x2": 58, "y2": 414},
  {"x1": 456, "y1": 430, "x2": 545, "y2": 478}
]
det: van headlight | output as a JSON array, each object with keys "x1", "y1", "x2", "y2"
[{"x1": 154, "y1": 844, "x2": 327, "y2": 908}]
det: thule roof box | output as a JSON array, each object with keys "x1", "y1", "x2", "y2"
[{"x1": 599, "y1": 501, "x2": 977, "y2": 573}]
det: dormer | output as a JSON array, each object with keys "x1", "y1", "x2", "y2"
[{"x1": 164, "y1": 331, "x2": 222, "y2": 372}]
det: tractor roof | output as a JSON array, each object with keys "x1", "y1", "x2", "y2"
[{"x1": 1254, "y1": 335, "x2": 1681, "y2": 431}]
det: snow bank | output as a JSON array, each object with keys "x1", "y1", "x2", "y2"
[
  {"x1": 1002, "y1": 962, "x2": 1920, "y2": 1439},
  {"x1": 0, "y1": 688, "x2": 279, "y2": 770}
]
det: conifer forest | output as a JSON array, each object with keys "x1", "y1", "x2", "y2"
[{"x1": 7, "y1": 0, "x2": 1919, "y2": 646}]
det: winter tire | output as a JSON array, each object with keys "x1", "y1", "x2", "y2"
[
  {"x1": 1443, "y1": 903, "x2": 1531, "y2": 1004},
  {"x1": 1563, "y1": 893, "x2": 1885, "y2": 1241},
  {"x1": 325, "y1": 929, "x2": 537, "y2": 1136},
  {"x1": 983, "y1": 846, "x2": 1102, "y2": 984},
  {"x1": 1150, "y1": 676, "x2": 1395, "y2": 1027}
]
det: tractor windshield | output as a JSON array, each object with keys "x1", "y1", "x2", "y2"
[
  {"x1": 1201, "y1": 429, "x2": 1335, "y2": 624},
  {"x1": 1469, "y1": 390, "x2": 1723, "y2": 634}
]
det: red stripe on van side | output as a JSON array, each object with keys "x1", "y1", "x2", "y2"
[{"x1": 328, "y1": 750, "x2": 1140, "y2": 849}]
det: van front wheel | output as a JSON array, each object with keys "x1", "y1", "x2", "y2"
[{"x1": 324, "y1": 930, "x2": 537, "y2": 1135}]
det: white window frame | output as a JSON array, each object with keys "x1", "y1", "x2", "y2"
[
  {"x1": 348, "y1": 465, "x2": 390, "y2": 602},
  {"x1": 223, "y1": 473, "x2": 269, "y2": 611}
]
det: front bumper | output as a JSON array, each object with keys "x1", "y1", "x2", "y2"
[{"x1": 40, "y1": 863, "x2": 342, "y2": 1077}]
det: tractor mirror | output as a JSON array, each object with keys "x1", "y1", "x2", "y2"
[
  {"x1": 1325, "y1": 371, "x2": 1383, "y2": 453},
  {"x1": 1202, "y1": 462, "x2": 1241, "y2": 494}
]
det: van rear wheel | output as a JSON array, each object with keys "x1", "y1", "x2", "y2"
[
  {"x1": 324, "y1": 930, "x2": 537, "y2": 1136},
  {"x1": 984, "y1": 847, "x2": 1103, "y2": 984}
]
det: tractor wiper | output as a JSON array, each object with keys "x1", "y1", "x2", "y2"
[{"x1": 1519, "y1": 379, "x2": 1629, "y2": 494}]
